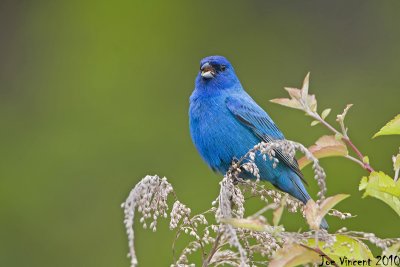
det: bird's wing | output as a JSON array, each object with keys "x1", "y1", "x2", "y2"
[{"x1": 226, "y1": 95, "x2": 307, "y2": 185}]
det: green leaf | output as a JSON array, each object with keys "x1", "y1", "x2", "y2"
[
  {"x1": 359, "y1": 171, "x2": 400, "y2": 216},
  {"x1": 394, "y1": 153, "x2": 400, "y2": 170},
  {"x1": 269, "y1": 243, "x2": 320, "y2": 267},
  {"x1": 310, "y1": 120, "x2": 320, "y2": 126},
  {"x1": 359, "y1": 176, "x2": 368, "y2": 191},
  {"x1": 321, "y1": 108, "x2": 331, "y2": 120},
  {"x1": 298, "y1": 135, "x2": 348, "y2": 169},
  {"x1": 373, "y1": 114, "x2": 400, "y2": 138},
  {"x1": 307, "y1": 235, "x2": 375, "y2": 264},
  {"x1": 335, "y1": 132, "x2": 343, "y2": 140}
]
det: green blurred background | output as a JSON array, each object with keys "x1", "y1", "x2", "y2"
[{"x1": 1, "y1": 0, "x2": 399, "y2": 266}]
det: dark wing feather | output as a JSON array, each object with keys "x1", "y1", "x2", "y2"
[{"x1": 226, "y1": 96, "x2": 308, "y2": 185}]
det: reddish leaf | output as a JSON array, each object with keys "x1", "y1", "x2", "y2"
[{"x1": 298, "y1": 135, "x2": 348, "y2": 169}]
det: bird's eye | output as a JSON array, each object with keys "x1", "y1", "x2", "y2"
[{"x1": 220, "y1": 65, "x2": 226, "y2": 71}]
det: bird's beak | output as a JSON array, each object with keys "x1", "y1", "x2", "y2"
[{"x1": 200, "y1": 62, "x2": 215, "y2": 79}]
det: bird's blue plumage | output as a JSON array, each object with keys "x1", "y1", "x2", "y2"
[{"x1": 189, "y1": 55, "x2": 328, "y2": 229}]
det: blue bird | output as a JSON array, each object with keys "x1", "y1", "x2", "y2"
[{"x1": 189, "y1": 55, "x2": 328, "y2": 229}]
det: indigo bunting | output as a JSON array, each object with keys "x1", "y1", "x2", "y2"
[{"x1": 189, "y1": 55, "x2": 328, "y2": 229}]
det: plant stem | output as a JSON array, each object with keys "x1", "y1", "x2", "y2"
[
  {"x1": 311, "y1": 111, "x2": 341, "y2": 136},
  {"x1": 342, "y1": 137, "x2": 374, "y2": 172},
  {"x1": 309, "y1": 111, "x2": 374, "y2": 173},
  {"x1": 171, "y1": 192, "x2": 207, "y2": 263},
  {"x1": 250, "y1": 203, "x2": 278, "y2": 218},
  {"x1": 202, "y1": 231, "x2": 223, "y2": 267},
  {"x1": 345, "y1": 155, "x2": 365, "y2": 169}
]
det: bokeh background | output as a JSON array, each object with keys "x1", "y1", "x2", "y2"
[{"x1": 1, "y1": 0, "x2": 399, "y2": 266}]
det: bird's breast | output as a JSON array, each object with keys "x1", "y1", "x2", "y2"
[{"x1": 189, "y1": 95, "x2": 259, "y2": 173}]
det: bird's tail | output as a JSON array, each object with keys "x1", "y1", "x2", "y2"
[
  {"x1": 319, "y1": 217, "x2": 329, "y2": 230},
  {"x1": 290, "y1": 175, "x2": 329, "y2": 230}
]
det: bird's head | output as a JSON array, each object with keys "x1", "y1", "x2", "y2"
[{"x1": 195, "y1": 55, "x2": 240, "y2": 91}]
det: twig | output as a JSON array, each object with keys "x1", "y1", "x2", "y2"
[
  {"x1": 308, "y1": 111, "x2": 374, "y2": 173},
  {"x1": 170, "y1": 191, "x2": 207, "y2": 263},
  {"x1": 202, "y1": 231, "x2": 223, "y2": 267},
  {"x1": 345, "y1": 155, "x2": 365, "y2": 169},
  {"x1": 250, "y1": 203, "x2": 278, "y2": 218},
  {"x1": 188, "y1": 217, "x2": 207, "y2": 261},
  {"x1": 342, "y1": 137, "x2": 374, "y2": 172},
  {"x1": 172, "y1": 228, "x2": 183, "y2": 263}
]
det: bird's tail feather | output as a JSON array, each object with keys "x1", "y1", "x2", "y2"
[
  {"x1": 291, "y1": 175, "x2": 329, "y2": 230},
  {"x1": 320, "y1": 217, "x2": 329, "y2": 230}
]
